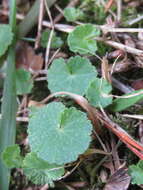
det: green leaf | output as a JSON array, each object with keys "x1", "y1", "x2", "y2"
[
  {"x1": 28, "y1": 102, "x2": 92, "y2": 164},
  {"x1": 0, "y1": 24, "x2": 13, "y2": 57},
  {"x1": 129, "y1": 161, "x2": 143, "y2": 185},
  {"x1": 48, "y1": 56, "x2": 97, "y2": 95},
  {"x1": 23, "y1": 152, "x2": 64, "y2": 186},
  {"x1": 108, "y1": 90, "x2": 143, "y2": 112},
  {"x1": 86, "y1": 78, "x2": 112, "y2": 108},
  {"x1": 68, "y1": 24, "x2": 100, "y2": 54},
  {"x1": 41, "y1": 29, "x2": 63, "y2": 49},
  {"x1": 2, "y1": 144, "x2": 23, "y2": 169},
  {"x1": 16, "y1": 68, "x2": 33, "y2": 95},
  {"x1": 64, "y1": 7, "x2": 84, "y2": 22}
]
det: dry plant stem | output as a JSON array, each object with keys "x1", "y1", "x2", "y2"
[
  {"x1": 101, "y1": 0, "x2": 116, "y2": 18},
  {"x1": 58, "y1": 160, "x2": 81, "y2": 180},
  {"x1": 43, "y1": 22, "x2": 143, "y2": 33},
  {"x1": 95, "y1": 37, "x2": 143, "y2": 56},
  {"x1": 2, "y1": 10, "x2": 143, "y2": 33},
  {"x1": 101, "y1": 27, "x2": 143, "y2": 33},
  {"x1": 40, "y1": 184, "x2": 49, "y2": 190},
  {"x1": 93, "y1": 129, "x2": 108, "y2": 152},
  {"x1": 111, "y1": 77, "x2": 134, "y2": 93},
  {"x1": 44, "y1": 0, "x2": 54, "y2": 69},
  {"x1": 127, "y1": 15, "x2": 143, "y2": 26},
  {"x1": 16, "y1": 117, "x2": 29, "y2": 122},
  {"x1": 117, "y1": 0, "x2": 122, "y2": 21},
  {"x1": 35, "y1": 0, "x2": 45, "y2": 49},
  {"x1": 0, "y1": 114, "x2": 28, "y2": 123},
  {"x1": 0, "y1": 9, "x2": 24, "y2": 19},
  {"x1": 48, "y1": 48, "x2": 61, "y2": 65},
  {"x1": 122, "y1": 114, "x2": 143, "y2": 120},
  {"x1": 105, "y1": 0, "x2": 114, "y2": 12},
  {"x1": 54, "y1": 0, "x2": 79, "y2": 23},
  {"x1": 112, "y1": 90, "x2": 143, "y2": 99},
  {"x1": 35, "y1": 77, "x2": 47, "y2": 81},
  {"x1": 98, "y1": 108, "x2": 143, "y2": 159}
]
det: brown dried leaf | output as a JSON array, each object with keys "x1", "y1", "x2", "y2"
[
  {"x1": 107, "y1": 50, "x2": 125, "y2": 59},
  {"x1": 109, "y1": 58, "x2": 133, "y2": 73},
  {"x1": 16, "y1": 41, "x2": 43, "y2": 72},
  {"x1": 131, "y1": 80, "x2": 143, "y2": 90},
  {"x1": 103, "y1": 167, "x2": 131, "y2": 190}
]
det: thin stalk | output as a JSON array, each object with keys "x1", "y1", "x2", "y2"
[{"x1": 0, "y1": 0, "x2": 17, "y2": 190}]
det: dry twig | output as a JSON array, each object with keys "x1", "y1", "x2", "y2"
[
  {"x1": 44, "y1": 0, "x2": 54, "y2": 69},
  {"x1": 35, "y1": 0, "x2": 45, "y2": 49}
]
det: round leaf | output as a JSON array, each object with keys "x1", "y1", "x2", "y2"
[
  {"x1": 23, "y1": 152, "x2": 64, "y2": 186},
  {"x1": 28, "y1": 102, "x2": 92, "y2": 164},
  {"x1": 68, "y1": 24, "x2": 100, "y2": 54},
  {"x1": 48, "y1": 56, "x2": 97, "y2": 95},
  {"x1": 86, "y1": 78, "x2": 112, "y2": 108},
  {"x1": 0, "y1": 24, "x2": 13, "y2": 56}
]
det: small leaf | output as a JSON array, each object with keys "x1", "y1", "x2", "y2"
[
  {"x1": 108, "y1": 90, "x2": 143, "y2": 112},
  {"x1": 16, "y1": 68, "x2": 33, "y2": 95},
  {"x1": 86, "y1": 78, "x2": 112, "y2": 108},
  {"x1": 0, "y1": 24, "x2": 13, "y2": 57},
  {"x1": 2, "y1": 144, "x2": 23, "y2": 169},
  {"x1": 23, "y1": 152, "x2": 64, "y2": 186},
  {"x1": 48, "y1": 56, "x2": 97, "y2": 95},
  {"x1": 68, "y1": 24, "x2": 100, "y2": 54},
  {"x1": 41, "y1": 29, "x2": 63, "y2": 49},
  {"x1": 28, "y1": 102, "x2": 92, "y2": 164},
  {"x1": 129, "y1": 160, "x2": 143, "y2": 185},
  {"x1": 64, "y1": 7, "x2": 84, "y2": 22}
]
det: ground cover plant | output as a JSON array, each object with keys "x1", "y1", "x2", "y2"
[{"x1": 1, "y1": 0, "x2": 143, "y2": 189}]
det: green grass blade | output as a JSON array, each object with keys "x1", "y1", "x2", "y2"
[
  {"x1": 18, "y1": 0, "x2": 56, "y2": 38},
  {"x1": 0, "y1": 0, "x2": 17, "y2": 189}
]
